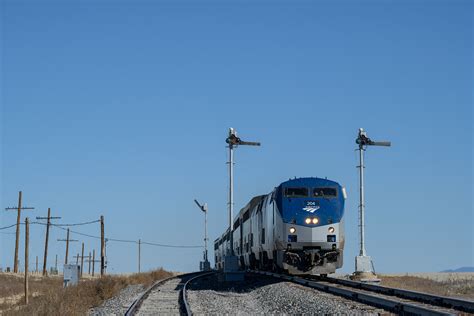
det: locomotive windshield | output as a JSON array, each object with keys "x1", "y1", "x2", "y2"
[
  {"x1": 313, "y1": 187, "x2": 337, "y2": 198},
  {"x1": 284, "y1": 187, "x2": 308, "y2": 197}
]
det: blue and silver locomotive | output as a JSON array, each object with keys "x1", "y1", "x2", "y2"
[{"x1": 214, "y1": 177, "x2": 346, "y2": 275}]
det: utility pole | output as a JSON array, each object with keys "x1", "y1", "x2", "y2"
[
  {"x1": 55, "y1": 254, "x2": 58, "y2": 272},
  {"x1": 36, "y1": 208, "x2": 61, "y2": 276},
  {"x1": 86, "y1": 250, "x2": 100, "y2": 277},
  {"x1": 353, "y1": 128, "x2": 391, "y2": 282},
  {"x1": 138, "y1": 239, "x2": 141, "y2": 273},
  {"x1": 5, "y1": 191, "x2": 35, "y2": 273},
  {"x1": 92, "y1": 249, "x2": 96, "y2": 276},
  {"x1": 35, "y1": 256, "x2": 38, "y2": 273},
  {"x1": 100, "y1": 215, "x2": 105, "y2": 277},
  {"x1": 80, "y1": 243, "x2": 84, "y2": 277},
  {"x1": 24, "y1": 217, "x2": 29, "y2": 304},
  {"x1": 57, "y1": 228, "x2": 78, "y2": 265},
  {"x1": 88, "y1": 252, "x2": 91, "y2": 275}
]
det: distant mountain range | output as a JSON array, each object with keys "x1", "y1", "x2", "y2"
[{"x1": 441, "y1": 267, "x2": 474, "y2": 273}]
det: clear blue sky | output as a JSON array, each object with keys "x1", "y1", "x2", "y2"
[{"x1": 1, "y1": 0, "x2": 472, "y2": 274}]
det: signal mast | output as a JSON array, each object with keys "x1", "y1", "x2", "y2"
[
  {"x1": 194, "y1": 199, "x2": 210, "y2": 271},
  {"x1": 353, "y1": 128, "x2": 391, "y2": 282},
  {"x1": 224, "y1": 128, "x2": 260, "y2": 281}
]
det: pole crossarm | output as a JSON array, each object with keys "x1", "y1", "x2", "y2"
[
  {"x1": 5, "y1": 207, "x2": 34, "y2": 210},
  {"x1": 5, "y1": 192, "x2": 35, "y2": 273}
]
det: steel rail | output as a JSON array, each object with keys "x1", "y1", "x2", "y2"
[
  {"x1": 251, "y1": 271, "x2": 462, "y2": 316},
  {"x1": 322, "y1": 276, "x2": 474, "y2": 314},
  {"x1": 181, "y1": 271, "x2": 216, "y2": 315},
  {"x1": 125, "y1": 271, "x2": 204, "y2": 316},
  {"x1": 125, "y1": 273, "x2": 179, "y2": 316}
]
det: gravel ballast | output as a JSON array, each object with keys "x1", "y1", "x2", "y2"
[
  {"x1": 89, "y1": 284, "x2": 145, "y2": 316},
  {"x1": 187, "y1": 274, "x2": 384, "y2": 315}
]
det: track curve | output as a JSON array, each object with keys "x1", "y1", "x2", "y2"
[
  {"x1": 251, "y1": 270, "x2": 474, "y2": 315},
  {"x1": 125, "y1": 271, "x2": 215, "y2": 316}
]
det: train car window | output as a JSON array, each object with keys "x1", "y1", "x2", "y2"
[
  {"x1": 261, "y1": 228, "x2": 265, "y2": 244},
  {"x1": 243, "y1": 210, "x2": 250, "y2": 222},
  {"x1": 285, "y1": 187, "x2": 308, "y2": 197},
  {"x1": 313, "y1": 187, "x2": 338, "y2": 198},
  {"x1": 233, "y1": 219, "x2": 240, "y2": 230}
]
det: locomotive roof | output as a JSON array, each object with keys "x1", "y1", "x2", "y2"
[
  {"x1": 279, "y1": 177, "x2": 340, "y2": 188},
  {"x1": 233, "y1": 194, "x2": 266, "y2": 223}
]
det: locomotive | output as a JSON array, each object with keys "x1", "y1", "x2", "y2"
[{"x1": 214, "y1": 177, "x2": 346, "y2": 275}]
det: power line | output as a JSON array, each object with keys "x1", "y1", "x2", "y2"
[
  {"x1": 1, "y1": 220, "x2": 203, "y2": 248},
  {"x1": 48, "y1": 223, "x2": 101, "y2": 239},
  {"x1": 141, "y1": 241, "x2": 202, "y2": 249},
  {"x1": 107, "y1": 237, "x2": 137, "y2": 244},
  {"x1": 0, "y1": 223, "x2": 18, "y2": 230},
  {"x1": 53, "y1": 220, "x2": 100, "y2": 227},
  {"x1": 69, "y1": 230, "x2": 101, "y2": 240}
]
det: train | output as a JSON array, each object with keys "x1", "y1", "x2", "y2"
[{"x1": 214, "y1": 177, "x2": 346, "y2": 275}]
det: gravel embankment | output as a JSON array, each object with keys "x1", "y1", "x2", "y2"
[
  {"x1": 187, "y1": 274, "x2": 385, "y2": 315},
  {"x1": 89, "y1": 284, "x2": 145, "y2": 316}
]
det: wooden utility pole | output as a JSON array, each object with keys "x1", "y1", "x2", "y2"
[
  {"x1": 100, "y1": 215, "x2": 105, "y2": 277},
  {"x1": 88, "y1": 252, "x2": 91, "y2": 275},
  {"x1": 80, "y1": 243, "x2": 84, "y2": 277},
  {"x1": 138, "y1": 239, "x2": 141, "y2": 273},
  {"x1": 86, "y1": 251, "x2": 99, "y2": 277},
  {"x1": 92, "y1": 249, "x2": 96, "y2": 276},
  {"x1": 37, "y1": 208, "x2": 61, "y2": 276},
  {"x1": 5, "y1": 191, "x2": 34, "y2": 273},
  {"x1": 57, "y1": 228, "x2": 78, "y2": 265},
  {"x1": 55, "y1": 254, "x2": 58, "y2": 271},
  {"x1": 35, "y1": 256, "x2": 38, "y2": 273},
  {"x1": 68, "y1": 231, "x2": 72, "y2": 264},
  {"x1": 24, "y1": 217, "x2": 29, "y2": 304}
]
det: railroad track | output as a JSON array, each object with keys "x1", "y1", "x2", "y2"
[
  {"x1": 125, "y1": 271, "x2": 215, "y2": 316},
  {"x1": 251, "y1": 270, "x2": 474, "y2": 315}
]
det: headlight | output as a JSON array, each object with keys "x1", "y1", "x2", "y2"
[
  {"x1": 312, "y1": 218, "x2": 319, "y2": 224},
  {"x1": 328, "y1": 227, "x2": 335, "y2": 233},
  {"x1": 289, "y1": 227, "x2": 296, "y2": 234},
  {"x1": 305, "y1": 218, "x2": 311, "y2": 224}
]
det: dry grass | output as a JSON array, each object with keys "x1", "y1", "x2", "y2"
[
  {"x1": 0, "y1": 268, "x2": 173, "y2": 316},
  {"x1": 0, "y1": 274, "x2": 63, "y2": 311},
  {"x1": 380, "y1": 275, "x2": 474, "y2": 300}
]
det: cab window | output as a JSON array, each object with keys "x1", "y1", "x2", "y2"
[
  {"x1": 313, "y1": 187, "x2": 337, "y2": 198},
  {"x1": 285, "y1": 187, "x2": 308, "y2": 197}
]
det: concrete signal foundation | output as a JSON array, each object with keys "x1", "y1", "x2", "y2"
[
  {"x1": 351, "y1": 255, "x2": 380, "y2": 283},
  {"x1": 218, "y1": 255, "x2": 244, "y2": 282}
]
